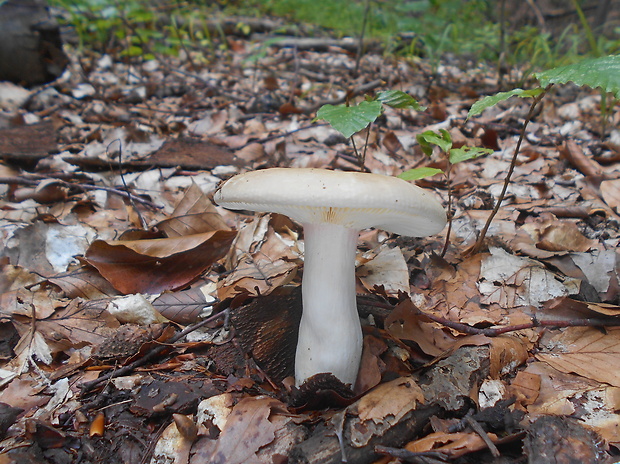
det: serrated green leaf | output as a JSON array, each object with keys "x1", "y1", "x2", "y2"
[
  {"x1": 417, "y1": 129, "x2": 452, "y2": 154},
  {"x1": 449, "y1": 146, "x2": 494, "y2": 164},
  {"x1": 316, "y1": 101, "x2": 383, "y2": 138},
  {"x1": 376, "y1": 90, "x2": 426, "y2": 111},
  {"x1": 467, "y1": 88, "x2": 544, "y2": 119},
  {"x1": 535, "y1": 55, "x2": 620, "y2": 98},
  {"x1": 398, "y1": 167, "x2": 444, "y2": 181}
]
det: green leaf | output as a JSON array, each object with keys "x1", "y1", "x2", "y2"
[
  {"x1": 316, "y1": 101, "x2": 383, "y2": 138},
  {"x1": 448, "y1": 146, "x2": 494, "y2": 164},
  {"x1": 417, "y1": 129, "x2": 452, "y2": 155},
  {"x1": 467, "y1": 88, "x2": 544, "y2": 119},
  {"x1": 376, "y1": 90, "x2": 426, "y2": 111},
  {"x1": 535, "y1": 55, "x2": 620, "y2": 98},
  {"x1": 398, "y1": 167, "x2": 444, "y2": 181}
]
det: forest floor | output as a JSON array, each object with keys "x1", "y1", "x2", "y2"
[{"x1": 0, "y1": 13, "x2": 619, "y2": 464}]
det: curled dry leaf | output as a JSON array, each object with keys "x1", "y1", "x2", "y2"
[
  {"x1": 218, "y1": 257, "x2": 297, "y2": 299},
  {"x1": 85, "y1": 230, "x2": 236, "y2": 294},
  {"x1": 508, "y1": 370, "x2": 541, "y2": 410},
  {"x1": 357, "y1": 245, "x2": 410, "y2": 296},
  {"x1": 385, "y1": 298, "x2": 457, "y2": 356},
  {"x1": 600, "y1": 179, "x2": 620, "y2": 212},
  {"x1": 524, "y1": 362, "x2": 620, "y2": 444}
]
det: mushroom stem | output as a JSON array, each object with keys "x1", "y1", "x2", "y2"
[{"x1": 295, "y1": 222, "x2": 363, "y2": 386}]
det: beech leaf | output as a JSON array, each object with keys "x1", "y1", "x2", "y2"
[
  {"x1": 376, "y1": 90, "x2": 426, "y2": 111},
  {"x1": 316, "y1": 100, "x2": 383, "y2": 138},
  {"x1": 467, "y1": 88, "x2": 544, "y2": 119},
  {"x1": 397, "y1": 167, "x2": 444, "y2": 181},
  {"x1": 535, "y1": 55, "x2": 620, "y2": 98}
]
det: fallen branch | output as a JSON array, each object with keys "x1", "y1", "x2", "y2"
[
  {"x1": 0, "y1": 175, "x2": 162, "y2": 209},
  {"x1": 419, "y1": 310, "x2": 620, "y2": 337}
]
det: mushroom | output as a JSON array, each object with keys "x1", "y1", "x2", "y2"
[{"x1": 214, "y1": 168, "x2": 446, "y2": 387}]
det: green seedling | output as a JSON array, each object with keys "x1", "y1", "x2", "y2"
[
  {"x1": 317, "y1": 90, "x2": 492, "y2": 256},
  {"x1": 467, "y1": 54, "x2": 620, "y2": 254},
  {"x1": 400, "y1": 129, "x2": 492, "y2": 256},
  {"x1": 316, "y1": 90, "x2": 425, "y2": 170}
]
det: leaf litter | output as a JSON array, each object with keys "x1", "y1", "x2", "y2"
[{"x1": 0, "y1": 12, "x2": 618, "y2": 464}]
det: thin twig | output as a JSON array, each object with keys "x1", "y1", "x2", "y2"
[
  {"x1": 0, "y1": 176, "x2": 162, "y2": 209},
  {"x1": 464, "y1": 415, "x2": 500, "y2": 457},
  {"x1": 420, "y1": 309, "x2": 620, "y2": 337}
]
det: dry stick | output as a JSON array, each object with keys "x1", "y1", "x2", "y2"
[
  {"x1": 469, "y1": 88, "x2": 549, "y2": 255},
  {"x1": 464, "y1": 415, "x2": 500, "y2": 458},
  {"x1": 0, "y1": 176, "x2": 162, "y2": 209},
  {"x1": 419, "y1": 309, "x2": 620, "y2": 337},
  {"x1": 79, "y1": 308, "x2": 228, "y2": 395}
]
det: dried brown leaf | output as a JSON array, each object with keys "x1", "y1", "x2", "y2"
[
  {"x1": 218, "y1": 257, "x2": 297, "y2": 299},
  {"x1": 208, "y1": 396, "x2": 285, "y2": 464},
  {"x1": 488, "y1": 335, "x2": 529, "y2": 378},
  {"x1": 601, "y1": 179, "x2": 620, "y2": 212},
  {"x1": 85, "y1": 230, "x2": 236, "y2": 294},
  {"x1": 508, "y1": 371, "x2": 541, "y2": 409},
  {"x1": 536, "y1": 326, "x2": 620, "y2": 387},
  {"x1": 385, "y1": 298, "x2": 456, "y2": 356},
  {"x1": 152, "y1": 288, "x2": 210, "y2": 324},
  {"x1": 478, "y1": 247, "x2": 580, "y2": 308},
  {"x1": 559, "y1": 141, "x2": 604, "y2": 177},
  {"x1": 356, "y1": 376, "x2": 424, "y2": 424},
  {"x1": 405, "y1": 431, "x2": 499, "y2": 458},
  {"x1": 47, "y1": 265, "x2": 120, "y2": 299},
  {"x1": 536, "y1": 222, "x2": 595, "y2": 252},
  {"x1": 157, "y1": 182, "x2": 230, "y2": 237}
]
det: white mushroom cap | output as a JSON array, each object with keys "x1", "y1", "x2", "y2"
[
  {"x1": 215, "y1": 167, "x2": 446, "y2": 387},
  {"x1": 214, "y1": 168, "x2": 446, "y2": 236}
]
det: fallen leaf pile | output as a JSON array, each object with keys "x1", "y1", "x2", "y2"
[{"x1": 0, "y1": 11, "x2": 619, "y2": 464}]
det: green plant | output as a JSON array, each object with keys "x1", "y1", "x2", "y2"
[
  {"x1": 467, "y1": 54, "x2": 620, "y2": 254},
  {"x1": 316, "y1": 90, "x2": 425, "y2": 170},
  {"x1": 400, "y1": 130, "x2": 492, "y2": 256},
  {"x1": 49, "y1": 0, "x2": 216, "y2": 60},
  {"x1": 316, "y1": 91, "x2": 492, "y2": 256}
]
